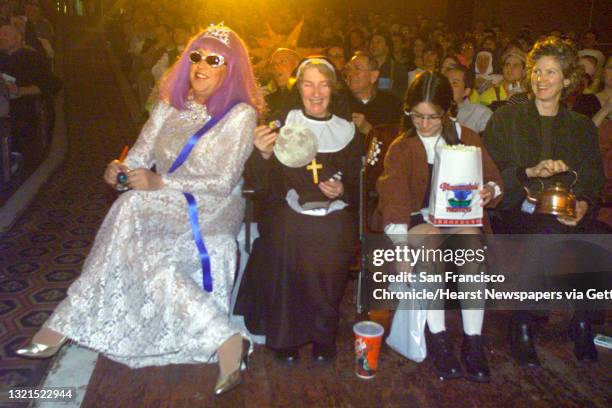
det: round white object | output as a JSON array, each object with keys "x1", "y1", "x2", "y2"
[{"x1": 273, "y1": 125, "x2": 319, "y2": 168}]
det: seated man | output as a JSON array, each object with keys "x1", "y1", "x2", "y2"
[
  {"x1": 445, "y1": 64, "x2": 493, "y2": 134},
  {"x1": 345, "y1": 51, "x2": 402, "y2": 138},
  {"x1": 0, "y1": 23, "x2": 57, "y2": 162}
]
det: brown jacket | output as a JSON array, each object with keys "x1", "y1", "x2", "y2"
[{"x1": 376, "y1": 126, "x2": 503, "y2": 232}]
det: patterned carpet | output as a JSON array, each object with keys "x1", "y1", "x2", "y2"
[
  {"x1": 0, "y1": 19, "x2": 137, "y2": 407},
  {"x1": 81, "y1": 309, "x2": 612, "y2": 408}
]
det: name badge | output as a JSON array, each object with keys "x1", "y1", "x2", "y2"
[
  {"x1": 378, "y1": 77, "x2": 393, "y2": 90},
  {"x1": 521, "y1": 199, "x2": 536, "y2": 214}
]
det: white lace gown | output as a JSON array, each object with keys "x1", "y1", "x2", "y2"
[{"x1": 45, "y1": 101, "x2": 256, "y2": 368}]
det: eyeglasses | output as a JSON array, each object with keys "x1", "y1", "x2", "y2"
[
  {"x1": 188, "y1": 51, "x2": 226, "y2": 67},
  {"x1": 405, "y1": 110, "x2": 443, "y2": 122}
]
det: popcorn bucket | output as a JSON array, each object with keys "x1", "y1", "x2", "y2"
[
  {"x1": 428, "y1": 144, "x2": 483, "y2": 226},
  {"x1": 353, "y1": 321, "x2": 384, "y2": 379}
]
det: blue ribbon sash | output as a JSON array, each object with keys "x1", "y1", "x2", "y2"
[
  {"x1": 183, "y1": 192, "x2": 212, "y2": 291},
  {"x1": 168, "y1": 103, "x2": 237, "y2": 292}
]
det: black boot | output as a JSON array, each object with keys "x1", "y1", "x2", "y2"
[
  {"x1": 273, "y1": 347, "x2": 300, "y2": 366},
  {"x1": 461, "y1": 335, "x2": 490, "y2": 383},
  {"x1": 429, "y1": 331, "x2": 462, "y2": 380},
  {"x1": 312, "y1": 342, "x2": 337, "y2": 363},
  {"x1": 509, "y1": 316, "x2": 540, "y2": 367},
  {"x1": 569, "y1": 316, "x2": 598, "y2": 362}
]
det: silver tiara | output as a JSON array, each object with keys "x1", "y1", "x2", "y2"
[{"x1": 203, "y1": 22, "x2": 230, "y2": 47}]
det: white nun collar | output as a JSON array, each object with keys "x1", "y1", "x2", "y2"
[{"x1": 285, "y1": 109, "x2": 355, "y2": 153}]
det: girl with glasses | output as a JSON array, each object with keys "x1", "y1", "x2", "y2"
[{"x1": 377, "y1": 71, "x2": 503, "y2": 382}]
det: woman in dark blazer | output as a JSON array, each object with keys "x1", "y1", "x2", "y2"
[{"x1": 483, "y1": 37, "x2": 607, "y2": 367}]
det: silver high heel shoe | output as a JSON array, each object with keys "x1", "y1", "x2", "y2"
[
  {"x1": 214, "y1": 338, "x2": 250, "y2": 396},
  {"x1": 16, "y1": 337, "x2": 68, "y2": 359}
]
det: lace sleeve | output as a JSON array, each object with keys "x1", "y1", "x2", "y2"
[
  {"x1": 162, "y1": 104, "x2": 256, "y2": 196},
  {"x1": 123, "y1": 102, "x2": 170, "y2": 170}
]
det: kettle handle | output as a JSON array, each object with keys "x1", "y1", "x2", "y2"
[
  {"x1": 524, "y1": 178, "x2": 545, "y2": 196},
  {"x1": 534, "y1": 178, "x2": 544, "y2": 193}
]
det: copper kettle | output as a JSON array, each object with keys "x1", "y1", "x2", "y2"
[{"x1": 524, "y1": 170, "x2": 578, "y2": 217}]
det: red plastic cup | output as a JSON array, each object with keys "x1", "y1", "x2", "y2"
[{"x1": 353, "y1": 321, "x2": 384, "y2": 379}]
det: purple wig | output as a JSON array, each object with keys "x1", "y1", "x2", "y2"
[{"x1": 159, "y1": 26, "x2": 265, "y2": 118}]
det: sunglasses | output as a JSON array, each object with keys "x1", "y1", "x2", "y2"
[{"x1": 188, "y1": 51, "x2": 226, "y2": 67}]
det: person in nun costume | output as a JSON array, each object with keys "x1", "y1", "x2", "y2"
[{"x1": 235, "y1": 57, "x2": 361, "y2": 365}]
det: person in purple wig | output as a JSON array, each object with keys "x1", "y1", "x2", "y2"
[
  {"x1": 159, "y1": 24, "x2": 264, "y2": 118},
  {"x1": 17, "y1": 23, "x2": 263, "y2": 397}
]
